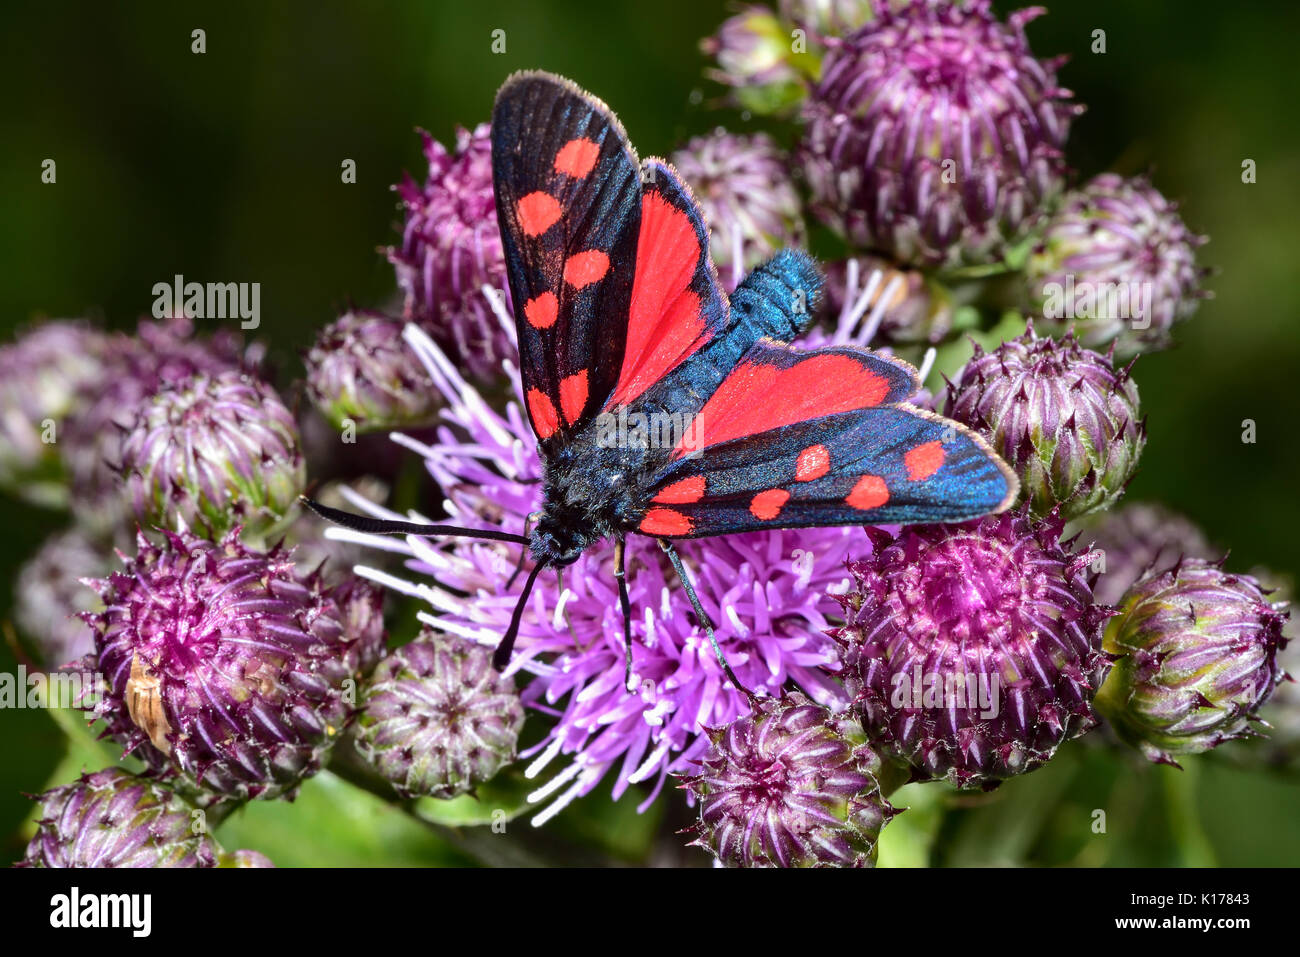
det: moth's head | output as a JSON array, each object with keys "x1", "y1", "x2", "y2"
[{"x1": 529, "y1": 510, "x2": 590, "y2": 568}]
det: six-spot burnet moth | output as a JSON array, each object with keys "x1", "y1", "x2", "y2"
[{"x1": 304, "y1": 70, "x2": 1018, "y2": 691}]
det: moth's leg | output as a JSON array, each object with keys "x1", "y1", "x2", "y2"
[
  {"x1": 658, "y1": 538, "x2": 751, "y2": 696},
  {"x1": 614, "y1": 537, "x2": 634, "y2": 692},
  {"x1": 507, "y1": 509, "x2": 544, "y2": 588}
]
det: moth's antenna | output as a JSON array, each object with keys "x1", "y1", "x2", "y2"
[
  {"x1": 494, "y1": 561, "x2": 546, "y2": 669},
  {"x1": 299, "y1": 497, "x2": 530, "y2": 546}
]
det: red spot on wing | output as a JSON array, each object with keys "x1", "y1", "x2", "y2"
[
  {"x1": 610, "y1": 191, "x2": 710, "y2": 407},
  {"x1": 639, "y1": 507, "x2": 693, "y2": 536},
  {"x1": 653, "y1": 475, "x2": 706, "y2": 504},
  {"x1": 563, "y1": 250, "x2": 610, "y2": 289},
  {"x1": 847, "y1": 475, "x2": 889, "y2": 511},
  {"x1": 526, "y1": 388, "x2": 559, "y2": 440},
  {"x1": 749, "y1": 489, "x2": 789, "y2": 521},
  {"x1": 554, "y1": 138, "x2": 600, "y2": 178},
  {"x1": 795, "y1": 445, "x2": 831, "y2": 481},
  {"x1": 905, "y1": 441, "x2": 946, "y2": 481},
  {"x1": 524, "y1": 291, "x2": 558, "y2": 330},
  {"x1": 677, "y1": 353, "x2": 891, "y2": 456},
  {"x1": 517, "y1": 192, "x2": 561, "y2": 237},
  {"x1": 559, "y1": 370, "x2": 589, "y2": 424}
]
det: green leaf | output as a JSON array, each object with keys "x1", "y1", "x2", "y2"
[
  {"x1": 876, "y1": 782, "x2": 945, "y2": 867},
  {"x1": 215, "y1": 770, "x2": 476, "y2": 867},
  {"x1": 413, "y1": 767, "x2": 535, "y2": 827}
]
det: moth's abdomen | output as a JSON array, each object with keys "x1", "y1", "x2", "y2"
[{"x1": 728, "y1": 249, "x2": 823, "y2": 346}]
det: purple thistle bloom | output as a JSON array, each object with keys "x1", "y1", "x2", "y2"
[
  {"x1": 672, "y1": 131, "x2": 807, "y2": 292},
  {"x1": 328, "y1": 317, "x2": 860, "y2": 824},
  {"x1": 85, "y1": 529, "x2": 375, "y2": 802},
  {"x1": 683, "y1": 691, "x2": 897, "y2": 867},
  {"x1": 389, "y1": 124, "x2": 515, "y2": 382},
  {"x1": 119, "y1": 371, "x2": 305, "y2": 540},
  {"x1": 14, "y1": 527, "x2": 110, "y2": 668},
  {"x1": 1028, "y1": 173, "x2": 1210, "y2": 357},
  {"x1": 799, "y1": 0, "x2": 1079, "y2": 267},
  {"x1": 833, "y1": 508, "x2": 1113, "y2": 788},
  {"x1": 1095, "y1": 559, "x2": 1288, "y2": 765},
  {"x1": 21, "y1": 767, "x2": 242, "y2": 868}
]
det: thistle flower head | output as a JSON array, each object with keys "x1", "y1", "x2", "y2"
[
  {"x1": 354, "y1": 629, "x2": 523, "y2": 799},
  {"x1": 1095, "y1": 559, "x2": 1288, "y2": 764},
  {"x1": 306, "y1": 310, "x2": 440, "y2": 432},
  {"x1": 702, "y1": 6, "x2": 809, "y2": 115},
  {"x1": 683, "y1": 692, "x2": 896, "y2": 867},
  {"x1": 21, "y1": 768, "x2": 223, "y2": 867},
  {"x1": 0, "y1": 320, "x2": 110, "y2": 506},
  {"x1": 672, "y1": 131, "x2": 806, "y2": 291},
  {"x1": 389, "y1": 124, "x2": 514, "y2": 381},
  {"x1": 778, "y1": 0, "x2": 876, "y2": 39},
  {"x1": 1079, "y1": 503, "x2": 1215, "y2": 607},
  {"x1": 85, "y1": 529, "x2": 367, "y2": 801},
  {"x1": 119, "y1": 371, "x2": 305, "y2": 539},
  {"x1": 330, "y1": 322, "x2": 857, "y2": 824},
  {"x1": 834, "y1": 508, "x2": 1113, "y2": 788},
  {"x1": 1028, "y1": 173, "x2": 1209, "y2": 357},
  {"x1": 63, "y1": 316, "x2": 253, "y2": 535},
  {"x1": 799, "y1": 0, "x2": 1078, "y2": 266},
  {"x1": 945, "y1": 326, "x2": 1145, "y2": 521},
  {"x1": 15, "y1": 526, "x2": 110, "y2": 668}
]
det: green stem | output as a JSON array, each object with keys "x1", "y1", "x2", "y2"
[{"x1": 1160, "y1": 762, "x2": 1217, "y2": 866}]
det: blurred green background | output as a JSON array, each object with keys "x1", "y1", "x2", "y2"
[{"x1": 2, "y1": 0, "x2": 1297, "y2": 865}]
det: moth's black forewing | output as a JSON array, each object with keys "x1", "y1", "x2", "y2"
[{"x1": 491, "y1": 71, "x2": 643, "y2": 449}]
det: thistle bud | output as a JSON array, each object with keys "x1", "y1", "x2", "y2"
[
  {"x1": 305, "y1": 310, "x2": 439, "y2": 432},
  {"x1": 683, "y1": 692, "x2": 896, "y2": 867},
  {"x1": 1078, "y1": 503, "x2": 1215, "y2": 606},
  {"x1": 1028, "y1": 174, "x2": 1209, "y2": 357},
  {"x1": 21, "y1": 768, "x2": 232, "y2": 867},
  {"x1": 353, "y1": 630, "x2": 523, "y2": 799},
  {"x1": 702, "y1": 6, "x2": 811, "y2": 116},
  {"x1": 1095, "y1": 560, "x2": 1287, "y2": 764},
  {"x1": 14, "y1": 527, "x2": 110, "y2": 668},
  {"x1": 63, "y1": 316, "x2": 253, "y2": 535},
  {"x1": 0, "y1": 320, "x2": 109, "y2": 507},
  {"x1": 834, "y1": 509, "x2": 1112, "y2": 788},
  {"x1": 85, "y1": 530, "x2": 361, "y2": 801},
  {"x1": 799, "y1": 0, "x2": 1078, "y2": 267},
  {"x1": 119, "y1": 371, "x2": 305, "y2": 539},
  {"x1": 945, "y1": 327, "x2": 1145, "y2": 520}
]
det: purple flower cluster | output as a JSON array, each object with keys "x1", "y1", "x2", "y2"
[
  {"x1": 9, "y1": 0, "x2": 1279, "y2": 870},
  {"x1": 330, "y1": 321, "x2": 856, "y2": 823}
]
